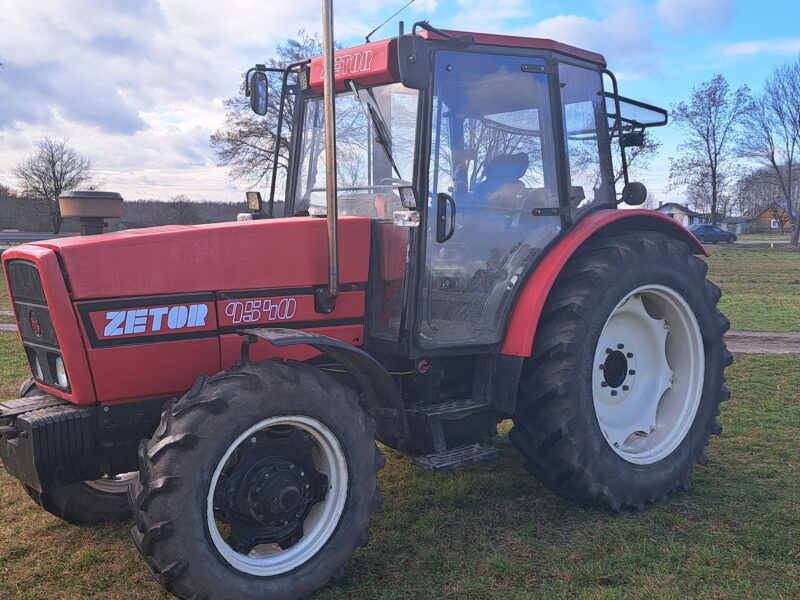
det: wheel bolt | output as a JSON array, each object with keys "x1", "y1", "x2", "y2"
[
  {"x1": 610, "y1": 390, "x2": 618, "y2": 396},
  {"x1": 629, "y1": 369, "x2": 636, "y2": 375},
  {"x1": 622, "y1": 385, "x2": 629, "y2": 391},
  {"x1": 601, "y1": 381, "x2": 608, "y2": 387},
  {"x1": 626, "y1": 352, "x2": 633, "y2": 358},
  {"x1": 617, "y1": 343, "x2": 624, "y2": 349}
]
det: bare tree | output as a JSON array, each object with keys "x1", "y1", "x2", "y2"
[
  {"x1": 612, "y1": 131, "x2": 663, "y2": 185},
  {"x1": 168, "y1": 194, "x2": 198, "y2": 225},
  {"x1": 738, "y1": 58, "x2": 800, "y2": 245},
  {"x1": 210, "y1": 31, "x2": 326, "y2": 194},
  {"x1": 12, "y1": 137, "x2": 93, "y2": 233},
  {"x1": 669, "y1": 75, "x2": 749, "y2": 225}
]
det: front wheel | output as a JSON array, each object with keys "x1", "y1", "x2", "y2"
[
  {"x1": 510, "y1": 232, "x2": 732, "y2": 512},
  {"x1": 129, "y1": 360, "x2": 383, "y2": 600}
]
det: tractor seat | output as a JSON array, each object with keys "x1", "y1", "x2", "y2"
[{"x1": 473, "y1": 153, "x2": 529, "y2": 210}]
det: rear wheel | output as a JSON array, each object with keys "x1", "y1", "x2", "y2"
[
  {"x1": 18, "y1": 379, "x2": 136, "y2": 525},
  {"x1": 510, "y1": 232, "x2": 731, "y2": 511},
  {"x1": 129, "y1": 360, "x2": 383, "y2": 600}
]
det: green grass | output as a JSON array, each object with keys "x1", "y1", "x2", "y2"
[
  {"x1": 705, "y1": 245, "x2": 800, "y2": 332},
  {"x1": 738, "y1": 233, "x2": 792, "y2": 241},
  {"x1": 0, "y1": 278, "x2": 10, "y2": 312},
  {"x1": 0, "y1": 334, "x2": 798, "y2": 599}
]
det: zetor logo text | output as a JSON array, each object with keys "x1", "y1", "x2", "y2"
[
  {"x1": 321, "y1": 50, "x2": 373, "y2": 78},
  {"x1": 104, "y1": 304, "x2": 209, "y2": 337}
]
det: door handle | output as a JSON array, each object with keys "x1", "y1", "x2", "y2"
[{"x1": 436, "y1": 193, "x2": 456, "y2": 242}]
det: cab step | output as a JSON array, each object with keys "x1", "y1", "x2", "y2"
[
  {"x1": 409, "y1": 399, "x2": 490, "y2": 420},
  {"x1": 413, "y1": 442, "x2": 500, "y2": 472}
]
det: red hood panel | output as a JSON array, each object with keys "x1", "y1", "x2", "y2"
[{"x1": 31, "y1": 216, "x2": 371, "y2": 300}]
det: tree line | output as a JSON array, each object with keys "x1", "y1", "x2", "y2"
[{"x1": 668, "y1": 58, "x2": 800, "y2": 244}]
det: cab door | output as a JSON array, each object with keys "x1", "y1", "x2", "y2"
[{"x1": 416, "y1": 50, "x2": 564, "y2": 350}]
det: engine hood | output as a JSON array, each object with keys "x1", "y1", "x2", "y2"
[{"x1": 28, "y1": 216, "x2": 372, "y2": 300}]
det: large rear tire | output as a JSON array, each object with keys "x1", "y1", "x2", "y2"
[
  {"x1": 17, "y1": 378, "x2": 136, "y2": 525},
  {"x1": 510, "y1": 232, "x2": 732, "y2": 512},
  {"x1": 129, "y1": 360, "x2": 383, "y2": 600}
]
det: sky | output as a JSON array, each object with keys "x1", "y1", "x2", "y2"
[{"x1": 1, "y1": 0, "x2": 800, "y2": 204}]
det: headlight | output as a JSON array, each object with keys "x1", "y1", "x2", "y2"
[{"x1": 54, "y1": 356, "x2": 69, "y2": 388}]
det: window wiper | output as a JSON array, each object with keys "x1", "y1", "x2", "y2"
[{"x1": 348, "y1": 81, "x2": 402, "y2": 180}]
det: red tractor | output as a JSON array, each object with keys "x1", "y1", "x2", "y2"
[{"x1": 1, "y1": 16, "x2": 730, "y2": 600}]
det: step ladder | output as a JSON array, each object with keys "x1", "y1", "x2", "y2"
[{"x1": 409, "y1": 399, "x2": 500, "y2": 472}]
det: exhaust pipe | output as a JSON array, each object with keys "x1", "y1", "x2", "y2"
[{"x1": 321, "y1": 0, "x2": 339, "y2": 304}]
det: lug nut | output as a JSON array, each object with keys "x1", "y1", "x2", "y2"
[
  {"x1": 599, "y1": 364, "x2": 605, "y2": 370},
  {"x1": 250, "y1": 437, "x2": 257, "y2": 444},
  {"x1": 610, "y1": 390, "x2": 618, "y2": 396},
  {"x1": 622, "y1": 385, "x2": 629, "y2": 391},
  {"x1": 626, "y1": 352, "x2": 633, "y2": 358},
  {"x1": 629, "y1": 369, "x2": 636, "y2": 375},
  {"x1": 601, "y1": 381, "x2": 608, "y2": 387},
  {"x1": 606, "y1": 348, "x2": 612, "y2": 354},
  {"x1": 617, "y1": 343, "x2": 624, "y2": 349}
]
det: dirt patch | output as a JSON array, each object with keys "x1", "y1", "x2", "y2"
[{"x1": 725, "y1": 331, "x2": 800, "y2": 355}]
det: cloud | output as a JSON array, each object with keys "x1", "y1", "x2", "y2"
[
  {"x1": 717, "y1": 38, "x2": 800, "y2": 57},
  {"x1": 520, "y1": 3, "x2": 654, "y2": 71},
  {"x1": 448, "y1": 0, "x2": 532, "y2": 32},
  {"x1": 656, "y1": 0, "x2": 734, "y2": 32},
  {"x1": 0, "y1": 0, "x2": 397, "y2": 201}
]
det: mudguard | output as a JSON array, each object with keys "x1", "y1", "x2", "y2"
[
  {"x1": 239, "y1": 328, "x2": 409, "y2": 440},
  {"x1": 501, "y1": 209, "x2": 706, "y2": 357}
]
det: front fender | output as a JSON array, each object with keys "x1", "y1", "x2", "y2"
[
  {"x1": 239, "y1": 328, "x2": 409, "y2": 440},
  {"x1": 500, "y1": 209, "x2": 705, "y2": 357}
]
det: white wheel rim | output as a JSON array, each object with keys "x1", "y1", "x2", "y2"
[
  {"x1": 84, "y1": 471, "x2": 138, "y2": 493},
  {"x1": 206, "y1": 416, "x2": 348, "y2": 576},
  {"x1": 592, "y1": 284, "x2": 704, "y2": 465}
]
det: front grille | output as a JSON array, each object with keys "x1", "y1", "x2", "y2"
[{"x1": 6, "y1": 260, "x2": 67, "y2": 390}]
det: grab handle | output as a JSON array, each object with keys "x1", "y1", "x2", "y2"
[{"x1": 436, "y1": 193, "x2": 456, "y2": 242}]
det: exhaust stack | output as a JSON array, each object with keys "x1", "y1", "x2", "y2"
[{"x1": 322, "y1": 0, "x2": 339, "y2": 304}]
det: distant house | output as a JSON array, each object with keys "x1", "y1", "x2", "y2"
[
  {"x1": 721, "y1": 216, "x2": 748, "y2": 234},
  {"x1": 654, "y1": 203, "x2": 705, "y2": 227},
  {"x1": 747, "y1": 201, "x2": 794, "y2": 233}
]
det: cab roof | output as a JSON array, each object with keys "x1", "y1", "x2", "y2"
[{"x1": 307, "y1": 29, "x2": 606, "y2": 92}]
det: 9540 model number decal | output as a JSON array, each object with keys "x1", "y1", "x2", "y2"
[{"x1": 220, "y1": 297, "x2": 298, "y2": 325}]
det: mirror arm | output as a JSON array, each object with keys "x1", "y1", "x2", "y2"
[{"x1": 604, "y1": 68, "x2": 630, "y2": 191}]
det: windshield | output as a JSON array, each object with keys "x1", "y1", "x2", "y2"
[{"x1": 294, "y1": 82, "x2": 419, "y2": 218}]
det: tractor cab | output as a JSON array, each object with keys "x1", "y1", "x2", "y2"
[{"x1": 249, "y1": 25, "x2": 668, "y2": 356}]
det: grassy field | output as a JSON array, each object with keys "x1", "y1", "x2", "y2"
[
  {"x1": 0, "y1": 278, "x2": 9, "y2": 312},
  {"x1": 738, "y1": 233, "x2": 792, "y2": 241},
  {"x1": 705, "y1": 245, "x2": 800, "y2": 332},
  {"x1": 0, "y1": 329, "x2": 798, "y2": 599}
]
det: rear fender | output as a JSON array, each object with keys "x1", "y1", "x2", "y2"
[
  {"x1": 239, "y1": 328, "x2": 409, "y2": 441},
  {"x1": 501, "y1": 209, "x2": 706, "y2": 357}
]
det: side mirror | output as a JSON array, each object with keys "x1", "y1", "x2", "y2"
[
  {"x1": 247, "y1": 71, "x2": 268, "y2": 116},
  {"x1": 621, "y1": 131, "x2": 645, "y2": 148},
  {"x1": 621, "y1": 181, "x2": 647, "y2": 206},
  {"x1": 396, "y1": 34, "x2": 432, "y2": 90}
]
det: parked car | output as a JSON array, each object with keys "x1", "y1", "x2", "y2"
[{"x1": 689, "y1": 224, "x2": 737, "y2": 244}]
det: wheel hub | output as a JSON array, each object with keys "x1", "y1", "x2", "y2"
[
  {"x1": 601, "y1": 349, "x2": 629, "y2": 389},
  {"x1": 216, "y1": 428, "x2": 328, "y2": 553}
]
